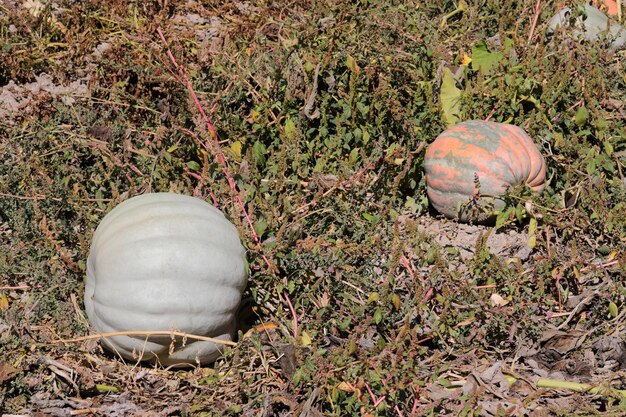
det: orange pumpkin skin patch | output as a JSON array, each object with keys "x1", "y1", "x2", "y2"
[
  {"x1": 423, "y1": 120, "x2": 546, "y2": 222},
  {"x1": 592, "y1": 0, "x2": 619, "y2": 16}
]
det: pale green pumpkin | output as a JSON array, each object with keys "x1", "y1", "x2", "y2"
[
  {"x1": 548, "y1": 4, "x2": 626, "y2": 51},
  {"x1": 84, "y1": 192, "x2": 247, "y2": 366}
]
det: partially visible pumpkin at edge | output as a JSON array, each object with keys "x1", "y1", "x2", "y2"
[
  {"x1": 423, "y1": 120, "x2": 546, "y2": 223},
  {"x1": 592, "y1": 0, "x2": 620, "y2": 16}
]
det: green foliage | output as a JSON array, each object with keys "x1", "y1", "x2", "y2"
[
  {"x1": 441, "y1": 67, "x2": 462, "y2": 126},
  {"x1": 1, "y1": 0, "x2": 626, "y2": 415}
]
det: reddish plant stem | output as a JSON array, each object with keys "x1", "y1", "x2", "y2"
[
  {"x1": 0, "y1": 193, "x2": 62, "y2": 202},
  {"x1": 283, "y1": 292, "x2": 299, "y2": 338},
  {"x1": 364, "y1": 382, "x2": 386, "y2": 407},
  {"x1": 183, "y1": 167, "x2": 204, "y2": 182},
  {"x1": 484, "y1": 106, "x2": 496, "y2": 122},
  {"x1": 411, "y1": 388, "x2": 420, "y2": 414},
  {"x1": 156, "y1": 28, "x2": 271, "y2": 270},
  {"x1": 154, "y1": 28, "x2": 310, "y2": 340}
]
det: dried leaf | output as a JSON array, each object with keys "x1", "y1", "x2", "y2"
[
  {"x1": 225, "y1": 141, "x2": 242, "y2": 161},
  {"x1": 277, "y1": 343, "x2": 297, "y2": 380},
  {"x1": 490, "y1": 293, "x2": 510, "y2": 307},
  {"x1": 540, "y1": 329, "x2": 588, "y2": 355},
  {"x1": 300, "y1": 330, "x2": 312, "y2": 347},
  {"x1": 346, "y1": 55, "x2": 360, "y2": 74},
  {"x1": 391, "y1": 294, "x2": 401, "y2": 310},
  {"x1": 0, "y1": 362, "x2": 19, "y2": 383},
  {"x1": 336, "y1": 381, "x2": 358, "y2": 392},
  {"x1": 527, "y1": 217, "x2": 537, "y2": 248},
  {"x1": 0, "y1": 293, "x2": 8, "y2": 310}
]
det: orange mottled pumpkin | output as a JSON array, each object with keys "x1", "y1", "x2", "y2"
[
  {"x1": 424, "y1": 120, "x2": 546, "y2": 222},
  {"x1": 592, "y1": 0, "x2": 619, "y2": 16}
]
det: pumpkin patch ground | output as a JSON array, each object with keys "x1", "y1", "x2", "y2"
[{"x1": 1, "y1": 1, "x2": 625, "y2": 416}]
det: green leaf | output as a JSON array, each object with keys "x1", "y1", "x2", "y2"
[
  {"x1": 186, "y1": 161, "x2": 201, "y2": 171},
  {"x1": 515, "y1": 203, "x2": 526, "y2": 222},
  {"x1": 356, "y1": 102, "x2": 369, "y2": 117},
  {"x1": 609, "y1": 302, "x2": 619, "y2": 318},
  {"x1": 284, "y1": 117, "x2": 297, "y2": 140},
  {"x1": 368, "y1": 292, "x2": 379, "y2": 304},
  {"x1": 300, "y1": 330, "x2": 312, "y2": 346},
  {"x1": 368, "y1": 369, "x2": 382, "y2": 383},
  {"x1": 586, "y1": 156, "x2": 597, "y2": 175},
  {"x1": 373, "y1": 308, "x2": 383, "y2": 324},
  {"x1": 471, "y1": 40, "x2": 503, "y2": 72},
  {"x1": 224, "y1": 141, "x2": 242, "y2": 161},
  {"x1": 503, "y1": 37, "x2": 515, "y2": 52},
  {"x1": 440, "y1": 67, "x2": 461, "y2": 127},
  {"x1": 254, "y1": 218, "x2": 268, "y2": 238},
  {"x1": 362, "y1": 212, "x2": 379, "y2": 223},
  {"x1": 495, "y1": 206, "x2": 513, "y2": 229},
  {"x1": 95, "y1": 384, "x2": 120, "y2": 393},
  {"x1": 349, "y1": 147, "x2": 359, "y2": 164},
  {"x1": 362, "y1": 128, "x2": 370, "y2": 144},
  {"x1": 252, "y1": 140, "x2": 267, "y2": 165},
  {"x1": 575, "y1": 106, "x2": 589, "y2": 127}
]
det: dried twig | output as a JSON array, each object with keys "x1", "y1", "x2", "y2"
[
  {"x1": 505, "y1": 373, "x2": 626, "y2": 398},
  {"x1": 0, "y1": 285, "x2": 30, "y2": 290},
  {"x1": 52, "y1": 330, "x2": 237, "y2": 346},
  {"x1": 37, "y1": 356, "x2": 80, "y2": 394},
  {"x1": 556, "y1": 290, "x2": 600, "y2": 330},
  {"x1": 527, "y1": 0, "x2": 542, "y2": 44},
  {"x1": 579, "y1": 259, "x2": 620, "y2": 273},
  {"x1": 364, "y1": 381, "x2": 386, "y2": 407},
  {"x1": 0, "y1": 192, "x2": 62, "y2": 202}
]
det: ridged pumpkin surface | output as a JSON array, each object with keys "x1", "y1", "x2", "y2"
[
  {"x1": 424, "y1": 120, "x2": 546, "y2": 222},
  {"x1": 84, "y1": 192, "x2": 247, "y2": 366}
]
